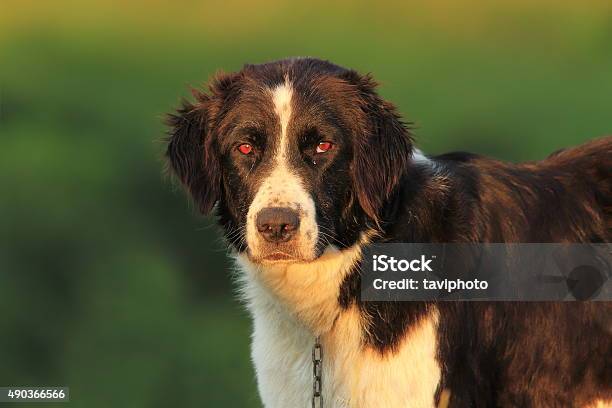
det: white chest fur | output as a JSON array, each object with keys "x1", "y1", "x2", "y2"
[
  {"x1": 234, "y1": 247, "x2": 441, "y2": 408},
  {"x1": 247, "y1": 282, "x2": 332, "y2": 407}
]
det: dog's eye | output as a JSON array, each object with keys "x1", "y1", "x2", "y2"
[
  {"x1": 237, "y1": 143, "x2": 254, "y2": 155},
  {"x1": 316, "y1": 141, "x2": 334, "y2": 154}
]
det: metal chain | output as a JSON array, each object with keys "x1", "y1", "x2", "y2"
[{"x1": 312, "y1": 336, "x2": 323, "y2": 408}]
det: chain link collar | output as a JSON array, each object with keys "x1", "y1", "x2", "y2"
[{"x1": 312, "y1": 336, "x2": 323, "y2": 408}]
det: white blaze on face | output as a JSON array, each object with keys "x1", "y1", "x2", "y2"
[{"x1": 245, "y1": 78, "x2": 319, "y2": 261}]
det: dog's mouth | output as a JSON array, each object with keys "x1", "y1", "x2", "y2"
[
  {"x1": 261, "y1": 251, "x2": 296, "y2": 262},
  {"x1": 247, "y1": 243, "x2": 332, "y2": 265},
  {"x1": 245, "y1": 241, "x2": 320, "y2": 264},
  {"x1": 247, "y1": 244, "x2": 319, "y2": 264}
]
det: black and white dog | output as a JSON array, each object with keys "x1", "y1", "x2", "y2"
[{"x1": 166, "y1": 58, "x2": 611, "y2": 407}]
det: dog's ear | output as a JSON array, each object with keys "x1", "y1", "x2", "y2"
[
  {"x1": 166, "y1": 73, "x2": 237, "y2": 214},
  {"x1": 166, "y1": 93, "x2": 219, "y2": 214},
  {"x1": 341, "y1": 71, "x2": 414, "y2": 223}
]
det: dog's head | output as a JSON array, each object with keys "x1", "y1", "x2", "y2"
[{"x1": 166, "y1": 58, "x2": 413, "y2": 264}]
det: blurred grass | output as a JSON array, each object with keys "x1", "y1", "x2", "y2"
[{"x1": 0, "y1": 1, "x2": 611, "y2": 407}]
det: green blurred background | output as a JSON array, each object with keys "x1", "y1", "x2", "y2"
[{"x1": 1, "y1": 1, "x2": 611, "y2": 406}]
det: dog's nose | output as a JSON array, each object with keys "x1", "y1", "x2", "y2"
[{"x1": 256, "y1": 207, "x2": 300, "y2": 243}]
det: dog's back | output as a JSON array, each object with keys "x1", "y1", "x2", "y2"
[
  {"x1": 427, "y1": 136, "x2": 612, "y2": 244},
  {"x1": 545, "y1": 137, "x2": 612, "y2": 240}
]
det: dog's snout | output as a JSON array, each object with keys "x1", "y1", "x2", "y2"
[{"x1": 256, "y1": 207, "x2": 300, "y2": 243}]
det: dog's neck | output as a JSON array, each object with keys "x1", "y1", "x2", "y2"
[{"x1": 377, "y1": 152, "x2": 466, "y2": 243}]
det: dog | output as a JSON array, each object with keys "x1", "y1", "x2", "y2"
[{"x1": 165, "y1": 58, "x2": 611, "y2": 407}]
